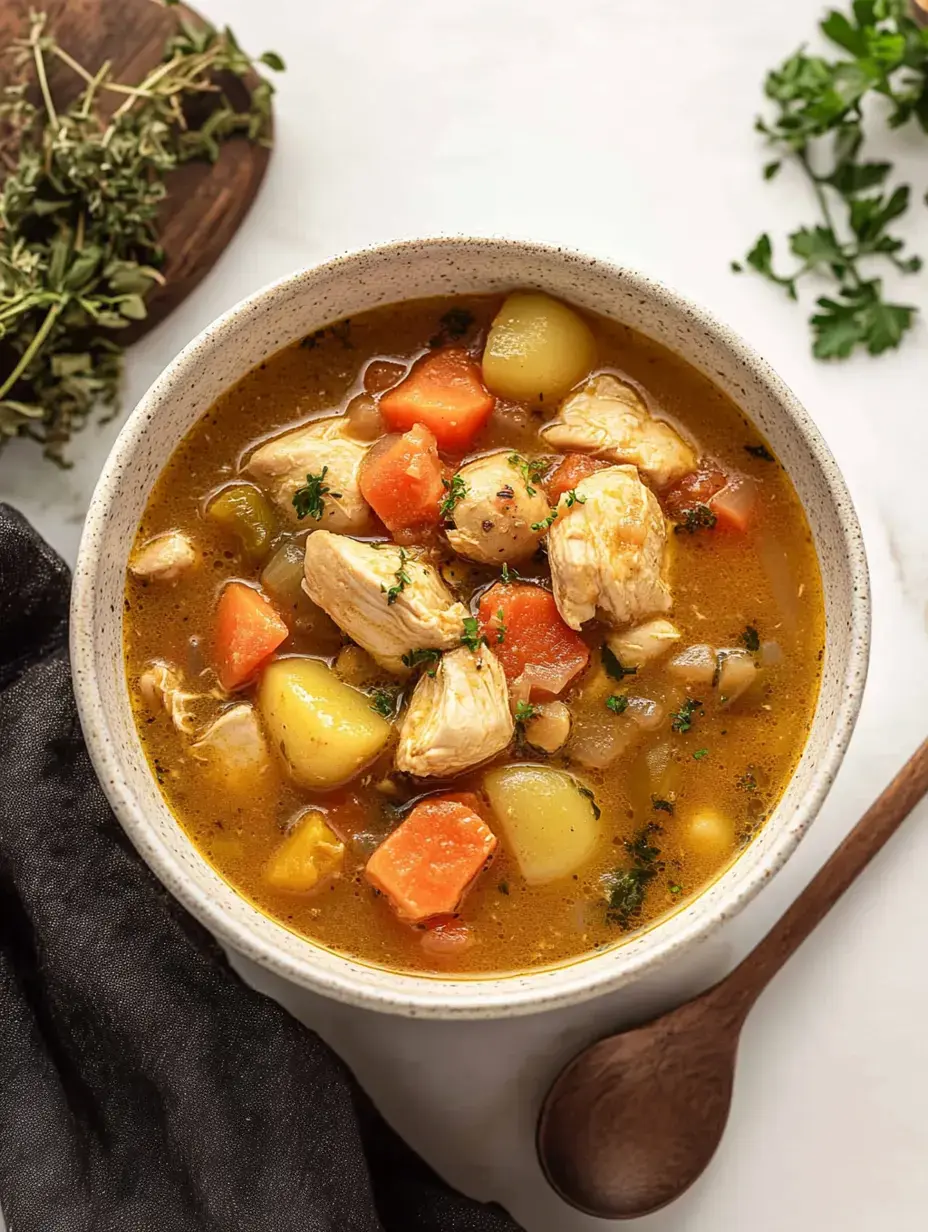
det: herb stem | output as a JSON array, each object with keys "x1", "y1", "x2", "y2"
[
  {"x1": 30, "y1": 21, "x2": 58, "y2": 131},
  {"x1": 0, "y1": 298, "x2": 65, "y2": 401}
]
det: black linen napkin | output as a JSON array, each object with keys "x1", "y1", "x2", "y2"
[{"x1": 0, "y1": 504, "x2": 520, "y2": 1232}]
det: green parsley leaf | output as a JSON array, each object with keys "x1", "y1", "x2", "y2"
[
  {"x1": 439, "y1": 472, "x2": 467, "y2": 520},
  {"x1": 514, "y1": 700, "x2": 540, "y2": 726},
  {"x1": 500, "y1": 562, "x2": 520, "y2": 583},
  {"x1": 602, "y1": 645, "x2": 638, "y2": 680},
  {"x1": 498, "y1": 880, "x2": 510, "y2": 896},
  {"x1": 293, "y1": 467, "x2": 333, "y2": 521},
  {"x1": 381, "y1": 549, "x2": 412, "y2": 605},
  {"x1": 603, "y1": 823, "x2": 663, "y2": 929},
  {"x1": 651, "y1": 797, "x2": 674, "y2": 815},
  {"x1": 693, "y1": 748, "x2": 710, "y2": 760},
  {"x1": 494, "y1": 607, "x2": 507, "y2": 644},
  {"x1": 401, "y1": 648, "x2": 442, "y2": 674},
  {"x1": 461, "y1": 616, "x2": 488, "y2": 652},
  {"x1": 369, "y1": 689, "x2": 398, "y2": 719},
  {"x1": 606, "y1": 694, "x2": 629, "y2": 714},
  {"x1": 673, "y1": 505, "x2": 718, "y2": 534},
  {"x1": 668, "y1": 881, "x2": 684, "y2": 896},
  {"x1": 508, "y1": 453, "x2": 548, "y2": 497},
  {"x1": 671, "y1": 698, "x2": 702, "y2": 734},
  {"x1": 530, "y1": 509, "x2": 558, "y2": 532},
  {"x1": 741, "y1": 624, "x2": 761, "y2": 652},
  {"x1": 563, "y1": 488, "x2": 587, "y2": 507}
]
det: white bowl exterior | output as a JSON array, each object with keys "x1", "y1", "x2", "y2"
[{"x1": 71, "y1": 239, "x2": 869, "y2": 1018}]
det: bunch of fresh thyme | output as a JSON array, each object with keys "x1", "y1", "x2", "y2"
[
  {"x1": 0, "y1": 5, "x2": 283, "y2": 462},
  {"x1": 735, "y1": 0, "x2": 928, "y2": 359}
]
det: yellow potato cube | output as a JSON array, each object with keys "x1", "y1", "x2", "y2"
[{"x1": 264, "y1": 810, "x2": 345, "y2": 893}]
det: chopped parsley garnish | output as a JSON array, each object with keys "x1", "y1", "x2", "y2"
[
  {"x1": 531, "y1": 510, "x2": 558, "y2": 532},
  {"x1": 429, "y1": 307, "x2": 474, "y2": 347},
  {"x1": 461, "y1": 616, "x2": 488, "y2": 652},
  {"x1": 381, "y1": 549, "x2": 412, "y2": 605},
  {"x1": 401, "y1": 648, "x2": 442, "y2": 675},
  {"x1": 651, "y1": 797, "x2": 674, "y2": 815},
  {"x1": 671, "y1": 698, "x2": 702, "y2": 733},
  {"x1": 494, "y1": 607, "x2": 507, "y2": 644},
  {"x1": 508, "y1": 452, "x2": 548, "y2": 496},
  {"x1": 498, "y1": 880, "x2": 510, "y2": 896},
  {"x1": 293, "y1": 466, "x2": 335, "y2": 521},
  {"x1": 741, "y1": 624, "x2": 761, "y2": 652},
  {"x1": 577, "y1": 784, "x2": 602, "y2": 820},
  {"x1": 369, "y1": 689, "x2": 398, "y2": 719},
  {"x1": 602, "y1": 645, "x2": 638, "y2": 680},
  {"x1": 668, "y1": 881, "x2": 683, "y2": 896},
  {"x1": 563, "y1": 488, "x2": 587, "y2": 507},
  {"x1": 693, "y1": 747, "x2": 709, "y2": 760},
  {"x1": 604, "y1": 824, "x2": 663, "y2": 929},
  {"x1": 737, "y1": 772, "x2": 758, "y2": 792},
  {"x1": 514, "y1": 700, "x2": 539, "y2": 725},
  {"x1": 439, "y1": 473, "x2": 467, "y2": 520},
  {"x1": 606, "y1": 694, "x2": 628, "y2": 715},
  {"x1": 745, "y1": 444, "x2": 774, "y2": 462},
  {"x1": 500, "y1": 562, "x2": 520, "y2": 583},
  {"x1": 673, "y1": 504, "x2": 718, "y2": 535}
]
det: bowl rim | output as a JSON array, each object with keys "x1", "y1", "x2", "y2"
[{"x1": 71, "y1": 236, "x2": 871, "y2": 1018}]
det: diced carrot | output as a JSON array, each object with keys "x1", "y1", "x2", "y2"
[
  {"x1": 709, "y1": 475, "x2": 758, "y2": 533},
  {"x1": 358, "y1": 424, "x2": 445, "y2": 536},
  {"x1": 214, "y1": 581, "x2": 288, "y2": 690},
  {"x1": 662, "y1": 460, "x2": 728, "y2": 522},
  {"x1": 365, "y1": 797, "x2": 497, "y2": 923},
  {"x1": 379, "y1": 348, "x2": 494, "y2": 452},
  {"x1": 420, "y1": 918, "x2": 475, "y2": 958},
  {"x1": 545, "y1": 453, "x2": 610, "y2": 504},
  {"x1": 477, "y1": 582, "x2": 589, "y2": 699}
]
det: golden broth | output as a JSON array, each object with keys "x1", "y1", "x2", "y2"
[{"x1": 124, "y1": 295, "x2": 824, "y2": 976}]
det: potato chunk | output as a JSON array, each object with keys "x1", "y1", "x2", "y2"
[
  {"x1": 483, "y1": 764, "x2": 600, "y2": 884},
  {"x1": 258, "y1": 657, "x2": 391, "y2": 789},
  {"x1": 482, "y1": 293, "x2": 596, "y2": 404},
  {"x1": 265, "y1": 810, "x2": 345, "y2": 892}
]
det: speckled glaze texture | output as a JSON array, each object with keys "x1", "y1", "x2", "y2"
[{"x1": 71, "y1": 238, "x2": 870, "y2": 1019}]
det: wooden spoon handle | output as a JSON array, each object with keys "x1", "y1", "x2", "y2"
[{"x1": 716, "y1": 739, "x2": 928, "y2": 1016}]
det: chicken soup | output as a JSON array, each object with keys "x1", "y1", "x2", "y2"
[{"x1": 124, "y1": 293, "x2": 824, "y2": 976}]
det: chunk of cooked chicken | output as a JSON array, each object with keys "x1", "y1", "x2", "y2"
[
  {"x1": 246, "y1": 415, "x2": 373, "y2": 533},
  {"x1": 548, "y1": 465, "x2": 672, "y2": 631},
  {"x1": 138, "y1": 661, "x2": 200, "y2": 733},
  {"x1": 191, "y1": 704, "x2": 269, "y2": 783},
  {"x1": 606, "y1": 618, "x2": 681, "y2": 669},
  {"x1": 303, "y1": 531, "x2": 468, "y2": 674},
  {"x1": 541, "y1": 375, "x2": 696, "y2": 489},
  {"x1": 130, "y1": 531, "x2": 197, "y2": 583},
  {"x1": 446, "y1": 451, "x2": 552, "y2": 564},
  {"x1": 395, "y1": 645, "x2": 514, "y2": 776}
]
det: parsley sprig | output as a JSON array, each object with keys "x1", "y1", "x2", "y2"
[
  {"x1": 293, "y1": 467, "x2": 335, "y2": 521},
  {"x1": 381, "y1": 549, "x2": 412, "y2": 605},
  {"x1": 736, "y1": 0, "x2": 928, "y2": 359}
]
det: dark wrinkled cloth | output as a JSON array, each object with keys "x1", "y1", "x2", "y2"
[{"x1": 0, "y1": 504, "x2": 519, "y2": 1232}]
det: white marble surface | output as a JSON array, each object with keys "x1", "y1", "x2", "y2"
[{"x1": 2, "y1": 1, "x2": 927, "y2": 1228}]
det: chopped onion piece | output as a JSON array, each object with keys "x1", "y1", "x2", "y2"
[
  {"x1": 606, "y1": 619, "x2": 681, "y2": 670},
  {"x1": 668, "y1": 644, "x2": 717, "y2": 686},
  {"x1": 626, "y1": 696, "x2": 665, "y2": 731},
  {"x1": 716, "y1": 648, "x2": 758, "y2": 706},
  {"x1": 568, "y1": 711, "x2": 637, "y2": 769}
]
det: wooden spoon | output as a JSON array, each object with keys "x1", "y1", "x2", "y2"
[{"x1": 537, "y1": 739, "x2": 928, "y2": 1220}]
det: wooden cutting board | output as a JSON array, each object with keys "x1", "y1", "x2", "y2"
[{"x1": 0, "y1": 0, "x2": 273, "y2": 340}]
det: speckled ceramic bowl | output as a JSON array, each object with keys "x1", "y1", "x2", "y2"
[{"x1": 71, "y1": 238, "x2": 870, "y2": 1018}]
